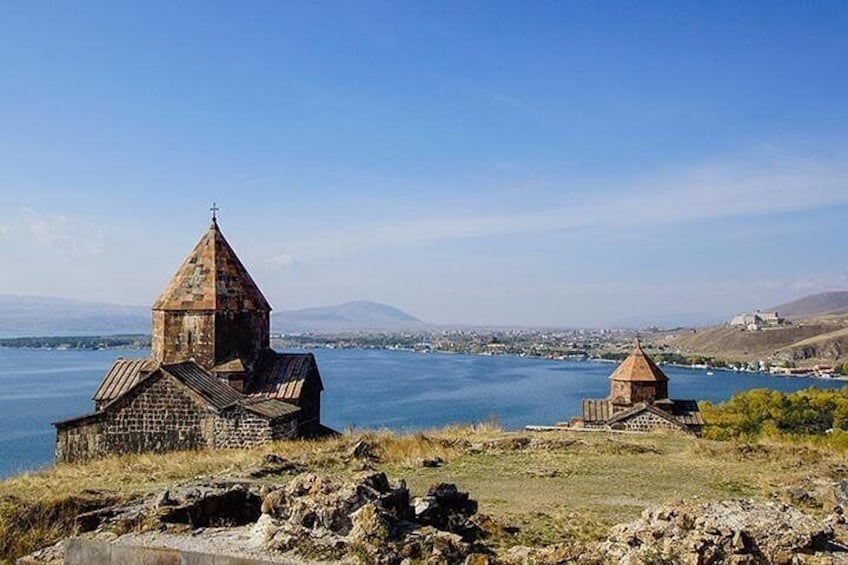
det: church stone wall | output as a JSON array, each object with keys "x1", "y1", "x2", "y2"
[
  {"x1": 151, "y1": 309, "x2": 269, "y2": 370},
  {"x1": 610, "y1": 411, "x2": 681, "y2": 433},
  {"x1": 152, "y1": 311, "x2": 216, "y2": 368},
  {"x1": 611, "y1": 380, "x2": 669, "y2": 405},
  {"x1": 56, "y1": 374, "x2": 297, "y2": 462},
  {"x1": 57, "y1": 375, "x2": 212, "y2": 462},
  {"x1": 212, "y1": 406, "x2": 297, "y2": 449},
  {"x1": 289, "y1": 377, "x2": 321, "y2": 436},
  {"x1": 56, "y1": 418, "x2": 102, "y2": 463},
  {"x1": 213, "y1": 310, "x2": 269, "y2": 368}
]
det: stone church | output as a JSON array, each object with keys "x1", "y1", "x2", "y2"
[
  {"x1": 54, "y1": 215, "x2": 327, "y2": 462},
  {"x1": 579, "y1": 341, "x2": 703, "y2": 435}
]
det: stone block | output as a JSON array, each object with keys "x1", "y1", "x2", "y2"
[{"x1": 65, "y1": 538, "x2": 111, "y2": 565}]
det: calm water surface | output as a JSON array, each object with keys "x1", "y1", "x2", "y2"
[{"x1": 0, "y1": 347, "x2": 845, "y2": 479}]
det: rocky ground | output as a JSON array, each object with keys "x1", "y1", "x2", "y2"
[{"x1": 17, "y1": 447, "x2": 848, "y2": 564}]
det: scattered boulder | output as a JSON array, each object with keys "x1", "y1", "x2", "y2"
[
  {"x1": 501, "y1": 543, "x2": 577, "y2": 565},
  {"x1": 261, "y1": 471, "x2": 409, "y2": 540},
  {"x1": 482, "y1": 436, "x2": 531, "y2": 451},
  {"x1": 468, "y1": 513, "x2": 502, "y2": 539},
  {"x1": 414, "y1": 483, "x2": 479, "y2": 539},
  {"x1": 587, "y1": 499, "x2": 838, "y2": 564},
  {"x1": 528, "y1": 437, "x2": 580, "y2": 451},
  {"x1": 421, "y1": 456, "x2": 444, "y2": 468},
  {"x1": 464, "y1": 553, "x2": 494, "y2": 565},
  {"x1": 833, "y1": 479, "x2": 848, "y2": 507},
  {"x1": 257, "y1": 472, "x2": 480, "y2": 564},
  {"x1": 14, "y1": 539, "x2": 65, "y2": 565},
  {"x1": 154, "y1": 489, "x2": 176, "y2": 508},
  {"x1": 157, "y1": 482, "x2": 262, "y2": 527},
  {"x1": 243, "y1": 454, "x2": 306, "y2": 478},
  {"x1": 397, "y1": 527, "x2": 471, "y2": 564},
  {"x1": 350, "y1": 440, "x2": 377, "y2": 461}
]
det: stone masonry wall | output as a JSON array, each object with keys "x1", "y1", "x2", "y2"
[
  {"x1": 100, "y1": 375, "x2": 212, "y2": 455},
  {"x1": 57, "y1": 374, "x2": 299, "y2": 462},
  {"x1": 612, "y1": 411, "x2": 680, "y2": 433},
  {"x1": 292, "y1": 378, "x2": 321, "y2": 436},
  {"x1": 56, "y1": 418, "x2": 103, "y2": 463},
  {"x1": 270, "y1": 415, "x2": 299, "y2": 440},
  {"x1": 213, "y1": 310, "x2": 269, "y2": 368},
  {"x1": 213, "y1": 406, "x2": 272, "y2": 449},
  {"x1": 151, "y1": 311, "x2": 216, "y2": 368},
  {"x1": 213, "y1": 406, "x2": 298, "y2": 448},
  {"x1": 57, "y1": 374, "x2": 214, "y2": 462}
]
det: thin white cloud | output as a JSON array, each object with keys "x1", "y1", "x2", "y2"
[
  {"x1": 19, "y1": 207, "x2": 106, "y2": 256},
  {"x1": 268, "y1": 155, "x2": 848, "y2": 262},
  {"x1": 266, "y1": 253, "x2": 296, "y2": 267}
]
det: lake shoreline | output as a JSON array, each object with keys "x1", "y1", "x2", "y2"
[{"x1": 1, "y1": 347, "x2": 845, "y2": 480}]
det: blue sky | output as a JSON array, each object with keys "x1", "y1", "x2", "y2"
[{"x1": 1, "y1": 2, "x2": 847, "y2": 327}]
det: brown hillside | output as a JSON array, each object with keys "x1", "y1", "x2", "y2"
[
  {"x1": 770, "y1": 291, "x2": 848, "y2": 318},
  {"x1": 777, "y1": 326, "x2": 848, "y2": 363},
  {"x1": 663, "y1": 319, "x2": 848, "y2": 364}
]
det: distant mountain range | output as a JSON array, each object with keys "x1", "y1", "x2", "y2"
[
  {"x1": 6, "y1": 290, "x2": 847, "y2": 339},
  {"x1": 769, "y1": 291, "x2": 848, "y2": 319},
  {"x1": 272, "y1": 301, "x2": 427, "y2": 333},
  {"x1": 0, "y1": 295, "x2": 426, "y2": 337},
  {"x1": 0, "y1": 295, "x2": 149, "y2": 337}
]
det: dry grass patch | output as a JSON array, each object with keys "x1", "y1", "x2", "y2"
[{"x1": 1, "y1": 425, "x2": 846, "y2": 562}]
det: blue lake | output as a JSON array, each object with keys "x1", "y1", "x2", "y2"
[{"x1": 0, "y1": 347, "x2": 845, "y2": 479}]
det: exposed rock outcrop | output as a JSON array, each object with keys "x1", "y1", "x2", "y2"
[
  {"x1": 257, "y1": 472, "x2": 484, "y2": 563},
  {"x1": 18, "y1": 471, "x2": 848, "y2": 565},
  {"x1": 586, "y1": 499, "x2": 838, "y2": 564}
]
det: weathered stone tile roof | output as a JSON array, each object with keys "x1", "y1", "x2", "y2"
[
  {"x1": 669, "y1": 399, "x2": 705, "y2": 426},
  {"x1": 211, "y1": 358, "x2": 247, "y2": 373},
  {"x1": 582, "y1": 398, "x2": 703, "y2": 428},
  {"x1": 248, "y1": 351, "x2": 323, "y2": 401},
  {"x1": 240, "y1": 398, "x2": 301, "y2": 419},
  {"x1": 93, "y1": 358, "x2": 157, "y2": 403},
  {"x1": 608, "y1": 342, "x2": 669, "y2": 383},
  {"x1": 152, "y1": 219, "x2": 271, "y2": 312},
  {"x1": 581, "y1": 399, "x2": 612, "y2": 423},
  {"x1": 161, "y1": 361, "x2": 243, "y2": 410}
]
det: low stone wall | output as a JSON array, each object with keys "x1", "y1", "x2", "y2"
[{"x1": 58, "y1": 538, "x2": 295, "y2": 565}]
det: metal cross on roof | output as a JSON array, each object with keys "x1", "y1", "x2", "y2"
[{"x1": 210, "y1": 202, "x2": 219, "y2": 220}]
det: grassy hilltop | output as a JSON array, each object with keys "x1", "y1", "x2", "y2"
[{"x1": 2, "y1": 387, "x2": 848, "y2": 564}]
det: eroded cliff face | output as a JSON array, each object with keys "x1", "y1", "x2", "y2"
[{"x1": 778, "y1": 334, "x2": 847, "y2": 363}]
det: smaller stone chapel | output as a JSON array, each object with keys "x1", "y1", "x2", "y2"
[
  {"x1": 579, "y1": 341, "x2": 703, "y2": 435},
  {"x1": 54, "y1": 214, "x2": 327, "y2": 462}
]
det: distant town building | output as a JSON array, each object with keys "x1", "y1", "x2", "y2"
[
  {"x1": 54, "y1": 214, "x2": 328, "y2": 463},
  {"x1": 578, "y1": 341, "x2": 703, "y2": 435},
  {"x1": 729, "y1": 310, "x2": 785, "y2": 331}
]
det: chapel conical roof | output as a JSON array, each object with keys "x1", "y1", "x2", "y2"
[
  {"x1": 152, "y1": 218, "x2": 271, "y2": 312},
  {"x1": 608, "y1": 341, "x2": 669, "y2": 383}
]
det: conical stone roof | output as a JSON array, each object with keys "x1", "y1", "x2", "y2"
[
  {"x1": 152, "y1": 219, "x2": 271, "y2": 312},
  {"x1": 608, "y1": 341, "x2": 669, "y2": 383}
]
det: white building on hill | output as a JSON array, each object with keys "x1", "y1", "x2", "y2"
[{"x1": 729, "y1": 310, "x2": 784, "y2": 331}]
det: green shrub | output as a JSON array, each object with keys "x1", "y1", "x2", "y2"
[{"x1": 700, "y1": 386, "x2": 848, "y2": 445}]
